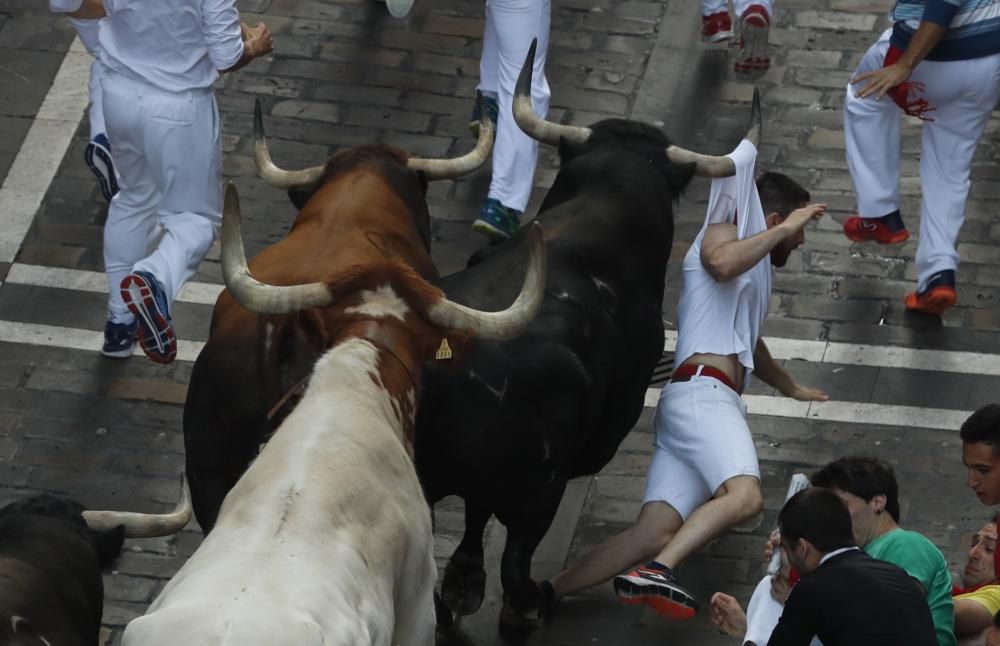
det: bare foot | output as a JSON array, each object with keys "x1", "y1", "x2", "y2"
[{"x1": 709, "y1": 592, "x2": 748, "y2": 637}]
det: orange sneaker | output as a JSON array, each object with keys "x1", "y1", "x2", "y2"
[
  {"x1": 613, "y1": 565, "x2": 699, "y2": 620},
  {"x1": 843, "y1": 210, "x2": 910, "y2": 244},
  {"x1": 905, "y1": 270, "x2": 957, "y2": 315}
]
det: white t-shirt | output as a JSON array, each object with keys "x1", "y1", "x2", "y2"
[
  {"x1": 98, "y1": 0, "x2": 244, "y2": 92},
  {"x1": 673, "y1": 139, "x2": 773, "y2": 380}
]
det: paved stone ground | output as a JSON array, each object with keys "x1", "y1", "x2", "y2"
[{"x1": 1, "y1": 0, "x2": 999, "y2": 644}]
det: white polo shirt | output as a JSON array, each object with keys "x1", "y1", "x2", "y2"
[
  {"x1": 673, "y1": 139, "x2": 772, "y2": 380},
  {"x1": 98, "y1": 0, "x2": 244, "y2": 92}
]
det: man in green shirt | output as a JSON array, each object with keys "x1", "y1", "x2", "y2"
[{"x1": 710, "y1": 456, "x2": 955, "y2": 646}]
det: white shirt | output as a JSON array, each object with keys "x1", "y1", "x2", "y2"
[
  {"x1": 673, "y1": 139, "x2": 773, "y2": 382},
  {"x1": 98, "y1": 0, "x2": 244, "y2": 92}
]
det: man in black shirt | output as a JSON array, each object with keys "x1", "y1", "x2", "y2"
[{"x1": 768, "y1": 488, "x2": 937, "y2": 646}]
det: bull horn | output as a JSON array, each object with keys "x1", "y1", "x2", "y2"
[
  {"x1": 428, "y1": 222, "x2": 546, "y2": 339},
  {"x1": 82, "y1": 475, "x2": 193, "y2": 538},
  {"x1": 513, "y1": 39, "x2": 591, "y2": 146},
  {"x1": 221, "y1": 183, "x2": 334, "y2": 314},
  {"x1": 254, "y1": 98, "x2": 325, "y2": 189},
  {"x1": 665, "y1": 87, "x2": 763, "y2": 178},
  {"x1": 408, "y1": 92, "x2": 495, "y2": 180}
]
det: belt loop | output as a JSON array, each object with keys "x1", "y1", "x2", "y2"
[{"x1": 694, "y1": 364, "x2": 704, "y2": 377}]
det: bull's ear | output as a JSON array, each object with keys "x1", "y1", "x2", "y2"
[
  {"x1": 667, "y1": 161, "x2": 697, "y2": 195},
  {"x1": 287, "y1": 180, "x2": 322, "y2": 210},
  {"x1": 93, "y1": 524, "x2": 126, "y2": 568}
]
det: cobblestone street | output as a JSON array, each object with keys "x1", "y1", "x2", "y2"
[{"x1": 1, "y1": 0, "x2": 999, "y2": 643}]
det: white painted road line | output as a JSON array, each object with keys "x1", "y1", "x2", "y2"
[
  {"x1": 0, "y1": 320, "x2": 204, "y2": 364},
  {"x1": 0, "y1": 38, "x2": 89, "y2": 265},
  {"x1": 5, "y1": 263, "x2": 223, "y2": 306},
  {"x1": 644, "y1": 387, "x2": 970, "y2": 431},
  {"x1": 662, "y1": 330, "x2": 1000, "y2": 377},
  {"x1": 0, "y1": 318, "x2": 977, "y2": 430}
]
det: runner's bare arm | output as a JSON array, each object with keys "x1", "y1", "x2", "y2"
[
  {"x1": 753, "y1": 339, "x2": 829, "y2": 402},
  {"x1": 700, "y1": 204, "x2": 825, "y2": 282},
  {"x1": 700, "y1": 223, "x2": 790, "y2": 282}
]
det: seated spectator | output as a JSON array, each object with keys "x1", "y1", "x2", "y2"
[
  {"x1": 767, "y1": 487, "x2": 937, "y2": 645},
  {"x1": 710, "y1": 456, "x2": 955, "y2": 645},
  {"x1": 956, "y1": 520, "x2": 998, "y2": 595}
]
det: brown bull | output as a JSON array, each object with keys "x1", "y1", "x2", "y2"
[{"x1": 182, "y1": 97, "x2": 543, "y2": 533}]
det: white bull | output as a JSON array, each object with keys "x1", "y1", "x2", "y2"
[{"x1": 123, "y1": 340, "x2": 437, "y2": 645}]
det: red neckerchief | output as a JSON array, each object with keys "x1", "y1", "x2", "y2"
[
  {"x1": 954, "y1": 581, "x2": 991, "y2": 596},
  {"x1": 882, "y1": 46, "x2": 936, "y2": 121}
]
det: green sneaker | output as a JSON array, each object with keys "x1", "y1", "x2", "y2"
[{"x1": 472, "y1": 198, "x2": 521, "y2": 241}]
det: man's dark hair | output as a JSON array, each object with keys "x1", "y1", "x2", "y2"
[
  {"x1": 811, "y1": 456, "x2": 901, "y2": 522},
  {"x1": 779, "y1": 487, "x2": 856, "y2": 553},
  {"x1": 960, "y1": 404, "x2": 1000, "y2": 454},
  {"x1": 756, "y1": 172, "x2": 810, "y2": 219}
]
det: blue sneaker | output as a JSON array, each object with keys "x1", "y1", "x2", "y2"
[
  {"x1": 101, "y1": 319, "x2": 138, "y2": 359},
  {"x1": 84, "y1": 133, "x2": 119, "y2": 202},
  {"x1": 472, "y1": 198, "x2": 521, "y2": 241},
  {"x1": 120, "y1": 271, "x2": 176, "y2": 364},
  {"x1": 469, "y1": 94, "x2": 499, "y2": 139}
]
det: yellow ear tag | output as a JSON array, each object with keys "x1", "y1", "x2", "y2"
[{"x1": 435, "y1": 338, "x2": 453, "y2": 360}]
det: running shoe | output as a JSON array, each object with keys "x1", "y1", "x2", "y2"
[
  {"x1": 843, "y1": 210, "x2": 910, "y2": 244},
  {"x1": 468, "y1": 94, "x2": 499, "y2": 140},
  {"x1": 101, "y1": 319, "x2": 138, "y2": 359},
  {"x1": 614, "y1": 565, "x2": 699, "y2": 620},
  {"x1": 472, "y1": 198, "x2": 521, "y2": 241},
  {"x1": 120, "y1": 270, "x2": 177, "y2": 364},
  {"x1": 905, "y1": 269, "x2": 957, "y2": 315},
  {"x1": 84, "y1": 133, "x2": 119, "y2": 202},
  {"x1": 702, "y1": 11, "x2": 734, "y2": 43},
  {"x1": 734, "y1": 4, "x2": 771, "y2": 73}
]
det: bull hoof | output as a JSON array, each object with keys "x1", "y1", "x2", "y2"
[
  {"x1": 498, "y1": 594, "x2": 542, "y2": 641},
  {"x1": 442, "y1": 556, "x2": 487, "y2": 615}
]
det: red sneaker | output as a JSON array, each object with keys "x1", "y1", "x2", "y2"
[
  {"x1": 843, "y1": 216, "x2": 910, "y2": 244},
  {"x1": 905, "y1": 270, "x2": 957, "y2": 315},
  {"x1": 613, "y1": 566, "x2": 699, "y2": 620},
  {"x1": 702, "y1": 11, "x2": 734, "y2": 43},
  {"x1": 734, "y1": 4, "x2": 771, "y2": 73}
]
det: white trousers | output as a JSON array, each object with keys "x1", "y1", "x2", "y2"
[
  {"x1": 479, "y1": 0, "x2": 551, "y2": 213},
  {"x1": 845, "y1": 29, "x2": 1000, "y2": 291},
  {"x1": 101, "y1": 71, "x2": 221, "y2": 324},
  {"x1": 702, "y1": 0, "x2": 773, "y2": 17},
  {"x1": 67, "y1": 17, "x2": 105, "y2": 138},
  {"x1": 744, "y1": 575, "x2": 823, "y2": 646}
]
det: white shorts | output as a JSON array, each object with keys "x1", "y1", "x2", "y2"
[{"x1": 642, "y1": 374, "x2": 760, "y2": 519}]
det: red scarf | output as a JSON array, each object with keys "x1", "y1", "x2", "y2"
[{"x1": 883, "y1": 46, "x2": 936, "y2": 121}]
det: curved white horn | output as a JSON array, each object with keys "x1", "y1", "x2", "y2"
[
  {"x1": 408, "y1": 93, "x2": 495, "y2": 180},
  {"x1": 665, "y1": 87, "x2": 763, "y2": 178},
  {"x1": 513, "y1": 39, "x2": 592, "y2": 146},
  {"x1": 428, "y1": 222, "x2": 546, "y2": 339},
  {"x1": 82, "y1": 476, "x2": 193, "y2": 538},
  {"x1": 254, "y1": 98, "x2": 325, "y2": 189},
  {"x1": 221, "y1": 183, "x2": 334, "y2": 314}
]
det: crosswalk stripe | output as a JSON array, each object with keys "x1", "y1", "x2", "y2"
[
  {"x1": 4, "y1": 263, "x2": 223, "y2": 306},
  {"x1": 0, "y1": 38, "x2": 90, "y2": 265},
  {"x1": 643, "y1": 387, "x2": 970, "y2": 431},
  {"x1": 662, "y1": 330, "x2": 1000, "y2": 376},
  {"x1": 0, "y1": 320, "x2": 204, "y2": 364},
  {"x1": 0, "y1": 317, "x2": 977, "y2": 430}
]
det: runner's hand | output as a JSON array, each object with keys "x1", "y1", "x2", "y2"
[
  {"x1": 852, "y1": 62, "x2": 912, "y2": 101},
  {"x1": 782, "y1": 382, "x2": 829, "y2": 402},
  {"x1": 780, "y1": 203, "x2": 826, "y2": 235},
  {"x1": 244, "y1": 22, "x2": 273, "y2": 58}
]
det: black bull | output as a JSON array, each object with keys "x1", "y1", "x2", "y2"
[
  {"x1": 0, "y1": 496, "x2": 124, "y2": 646},
  {"x1": 416, "y1": 126, "x2": 695, "y2": 634},
  {"x1": 415, "y1": 39, "x2": 763, "y2": 636}
]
